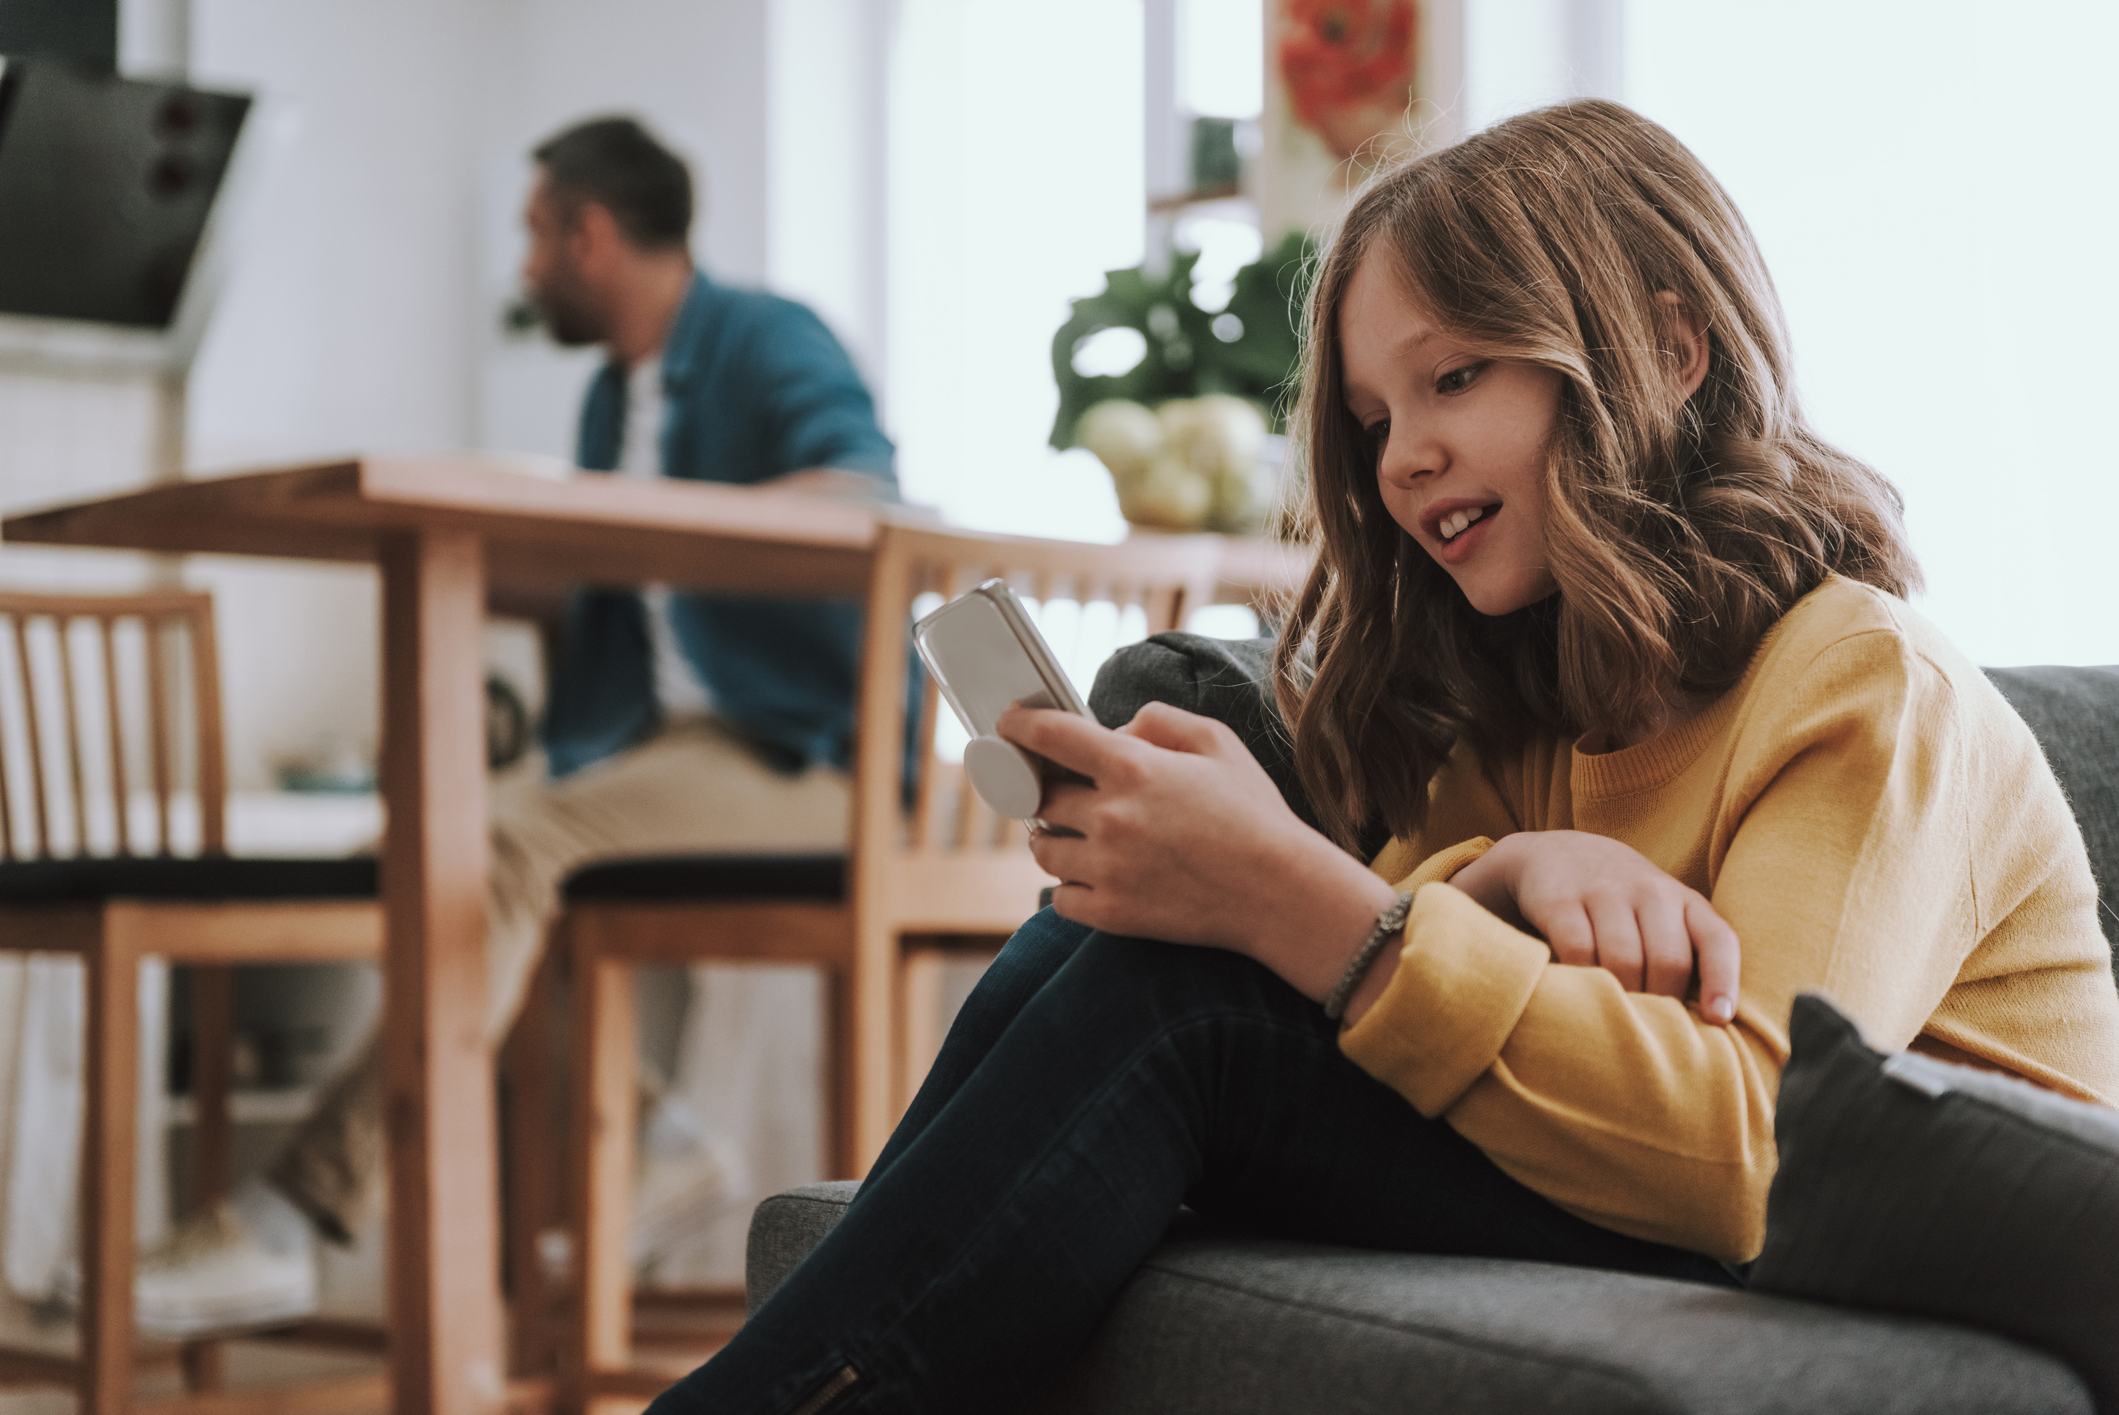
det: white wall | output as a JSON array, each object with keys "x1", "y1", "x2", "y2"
[
  {"x1": 1626, "y1": 0, "x2": 2119, "y2": 667},
  {"x1": 767, "y1": 0, "x2": 891, "y2": 397},
  {"x1": 1463, "y1": 0, "x2": 1620, "y2": 130},
  {"x1": 175, "y1": 0, "x2": 506, "y2": 788},
  {"x1": 187, "y1": 0, "x2": 488, "y2": 468},
  {"x1": 0, "y1": 373, "x2": 161, "y2": 592}
]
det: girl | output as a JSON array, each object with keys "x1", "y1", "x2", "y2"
[{"x1": 657, "y1": 100, "x2": 2119, "y2": 1415}]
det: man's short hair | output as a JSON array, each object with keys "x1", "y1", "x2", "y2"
[{"x1": 532, "y1": 116, "x2": 693, "y2": 252}]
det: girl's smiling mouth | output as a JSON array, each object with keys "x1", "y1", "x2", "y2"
[{"x1": 1422, "y1": 500, "x2": 1503, "y2": 564}]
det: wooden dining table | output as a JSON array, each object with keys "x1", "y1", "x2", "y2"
[{"x1": 1, "y1": 454, "x2": 1307, "y2": 1415}]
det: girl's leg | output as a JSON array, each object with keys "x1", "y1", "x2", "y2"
[
  {"x1": 658, "y1": 914, "x2": 1726, "y2": 1415},
  {"x1": 865, "y1": 909, "x2": 1091, "y2": 1185}
]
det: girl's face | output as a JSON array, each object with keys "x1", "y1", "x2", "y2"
[{"x1": 1338, "y1": 247, "x2": 1563, "y2": 617}]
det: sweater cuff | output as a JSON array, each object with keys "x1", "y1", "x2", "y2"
[
  {"x1": 1339, "y1": 879, "x2": 1549, "y2": 1117},
  {"x1": 1381, "y1": 837, "x2": 1496, "y2": 893}
]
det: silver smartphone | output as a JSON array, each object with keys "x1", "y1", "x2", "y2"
[{"x1": 912, "y1": 580, "x2": 1090, "y2": 818}]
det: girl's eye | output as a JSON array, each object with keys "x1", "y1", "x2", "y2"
[
  {"x1": 1437, "y1": 362, "x2": 1485, "y2": 395},
  {"x1": 1363, "y1": 420, "x2": 1390, "y2": 458}
]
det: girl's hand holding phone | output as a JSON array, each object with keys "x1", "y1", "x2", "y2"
[
  {"x1": 1004, "y1": 704, "x2": 1741, "y2": 1027},
  {"x1": 1001, "y1": 701, "x2": 1405, "y2": 1007}
]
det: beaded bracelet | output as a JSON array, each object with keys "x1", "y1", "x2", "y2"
[{"x1": 1322, "y1": 891, "x2": 1415, "y2": 1022}]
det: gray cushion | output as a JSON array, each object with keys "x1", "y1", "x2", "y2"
[
  {"x1": 747, "y1": 1183, "x2": 2090, "y2": 1414},
  {"x1": 1088, "y1": 633, "x2": 1390, "y2": 858},
  {"x1": 746, "y1": 1183, "x2": 861, "y2": 1316},
  {"x1": 1088, "y1": 633, "x2": 1295, "y2": 812},
  {"x1": 1753, "y1": 994, "x2": 2119, "y2": 1412}
]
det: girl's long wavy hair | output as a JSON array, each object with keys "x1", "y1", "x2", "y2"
[{"x1": 1274, "y1": 99, "x2": 1921, "y2": 850}]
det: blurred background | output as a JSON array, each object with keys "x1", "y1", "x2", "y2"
[{"x1": 0, "y1": 0, "x2": 2114, "y2": 797}]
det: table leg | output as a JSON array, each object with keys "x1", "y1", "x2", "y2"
[{"x1": 380, "y1": 530, "x2": 505, "y2": 1415}]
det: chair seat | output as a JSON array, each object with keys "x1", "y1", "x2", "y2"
[
  {"x1": 0, "y1": 855, "x2": 379, "y2": 903},
  {"x1": 561, "y1": 852, "x2": 846, "y2": 903}
]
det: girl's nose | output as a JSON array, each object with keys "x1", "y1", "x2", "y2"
[{"x1": 1379, "y1": 425, "x2": 1443, "y2": 485}]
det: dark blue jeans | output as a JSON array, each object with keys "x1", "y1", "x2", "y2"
[{"x1": 650, "y1": 910, "x2": 1733, "y2": 1415}]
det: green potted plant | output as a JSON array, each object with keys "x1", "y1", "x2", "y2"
[{"x1": 1050, "y1": 232, "x2": 1314, "y2": 532}]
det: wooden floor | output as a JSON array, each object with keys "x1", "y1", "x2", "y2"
[
  {"x1": 0, "y1": 1289, "x2": 384, "y2": 1415},
  {"x1": 0, "y1": 1288, "x2": 747, "y2": 1415},
  {"x1": 625, "y1": 1290, "x2": 747, "y2": 1380}
]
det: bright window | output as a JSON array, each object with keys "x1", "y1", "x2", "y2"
[{"x1": 886, "y1": 0, "x2": 1145, "y2": 542}]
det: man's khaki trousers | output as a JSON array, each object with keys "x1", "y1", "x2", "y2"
[{"x1": 267, "y1": 718, "x2": 849, "y2": 1241}]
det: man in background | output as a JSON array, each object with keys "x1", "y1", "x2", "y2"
[{"x1": 95, "y1": 116, "x2": 891, "y2": 1335}]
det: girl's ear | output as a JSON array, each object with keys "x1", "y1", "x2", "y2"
[{"x1": 1655, "y1": 292, "x2": 1710, "y2": 401}]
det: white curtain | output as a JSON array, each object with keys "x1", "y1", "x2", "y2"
[
  {"x1": 0, "y1": 954, "x2": 171, "y2": 1298},
  {"x1": 647, "y1": 965, "x2": 823, "y2": 1287}
]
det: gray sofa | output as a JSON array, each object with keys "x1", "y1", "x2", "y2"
[{"x1": 745, "y1": 641, "x2": 2119, "y2": 1414}]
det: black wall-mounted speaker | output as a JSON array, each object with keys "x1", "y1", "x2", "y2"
[
  {"x1": 0, "y1": 0, "x2": 118, "y2": 71},
  {"x1": 0, "y1": 59, "x2": 251, "y2": 329}
]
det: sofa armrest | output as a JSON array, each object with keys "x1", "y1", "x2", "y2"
[{"x1": 745, "y1": 1180, "x2": 860, "y2": 1316}]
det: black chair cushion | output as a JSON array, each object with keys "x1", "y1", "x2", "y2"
[
  {"x1": 0, "y1": 855, "x2": 379, "y2": 902},
  {"x1": 562, "y1": 852, "x2": 846, "y2": 903}
]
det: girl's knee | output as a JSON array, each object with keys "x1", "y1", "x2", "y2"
[
  {"x1": 991, "y1": 908, "x2": 1093, "y2": 983},
  {"x1": 1059, "y1": 929, "x2": 1304, "y2": 1029},
  {"x1": 947, "y1": 909, "x2": 1094, "y2": 1036}
]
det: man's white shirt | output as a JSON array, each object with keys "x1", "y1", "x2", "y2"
[{"x1": 619, "y1": 355, "x2": 714, "y2": 719}]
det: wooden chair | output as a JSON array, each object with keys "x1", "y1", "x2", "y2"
[
  {"x1": 0, "y1": 591, "x2": 386, "y2": 1415},
  {"x1": 558, "y1": 522, "x2": 1221, "y2": 1410}
]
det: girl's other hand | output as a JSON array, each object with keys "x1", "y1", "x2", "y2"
[{"x1": 1449, "y1": 831, "x2": 1741, "y2": 1025}]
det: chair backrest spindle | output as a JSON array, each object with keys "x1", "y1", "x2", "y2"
[
  {"x1": 190, "y1": 606, "x2": 228, "y2": 855},
  {"x1": 10, "y1": 615, "x2": 49, "y2": 858},
  {"x1": 56, "y1": 622, "x2": 89, "y2": 857},
  {"x1": 99, "y1": 616, "x2": 131, "y2": 856},
  {"x1": 0, "y1": 592, "x2": 225, "y2": 862},
  {"x1": 144, "y1": 613, "x2": 175, "y2": 855}
]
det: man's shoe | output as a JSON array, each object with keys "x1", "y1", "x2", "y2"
[
  {"x1": 55, "y1": 1194, "x2": 319, "y2": 1339},
  {"x1": 630, "y1": 1095, "x2": 745, "y2": 1269}
]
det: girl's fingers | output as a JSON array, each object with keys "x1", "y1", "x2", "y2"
[
  {"x1": 1637, "y1": 893, "x2": 1694, "y2": 998},
  {"x1": 1118, "y1": 701, "x2": 1227, "y2": 755},
  {"x1": 1043, "y1": 880, "x2": 1099, "y2": 928},
  {"x1": 1033, "y1": 779, "x2": 1096, "y2": 832},
  {"x1": 998, "y1": 707, "x2": 1118, "y2": 779},
  {"x1": 1026, "y1": 828, "x2": 1087, "y2": 882},
  {"x1": 1585, "y1": 898, "x2": 1644, "y2": 992},
  {"x1": 1685, "y1": 893, "x2": 1742, "y2": 1024},
  {"x1": 1540, "y1": 902, "x2": 1598, "y2": 968}
]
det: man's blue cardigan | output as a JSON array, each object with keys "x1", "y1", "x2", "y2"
[{"x1": 540, "y1": 272, "x2": 897, "y2": 779}]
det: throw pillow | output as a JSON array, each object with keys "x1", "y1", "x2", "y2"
[{"x1": 1751, "y1": 994, "x2": 2119, "y2": 1411}]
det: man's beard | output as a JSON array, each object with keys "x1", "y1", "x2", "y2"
[{"x1": 530, "y1": 270, "x2": 608, "y2": 347}]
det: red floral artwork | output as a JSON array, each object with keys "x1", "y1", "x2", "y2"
[{"x1": 1276, "y1": 0, "x2": 1419, "y2": 159}]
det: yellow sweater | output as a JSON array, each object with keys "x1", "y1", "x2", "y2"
[{"x1": 1339, "y1": 575, "x2": 2119, "y2": 1262}]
